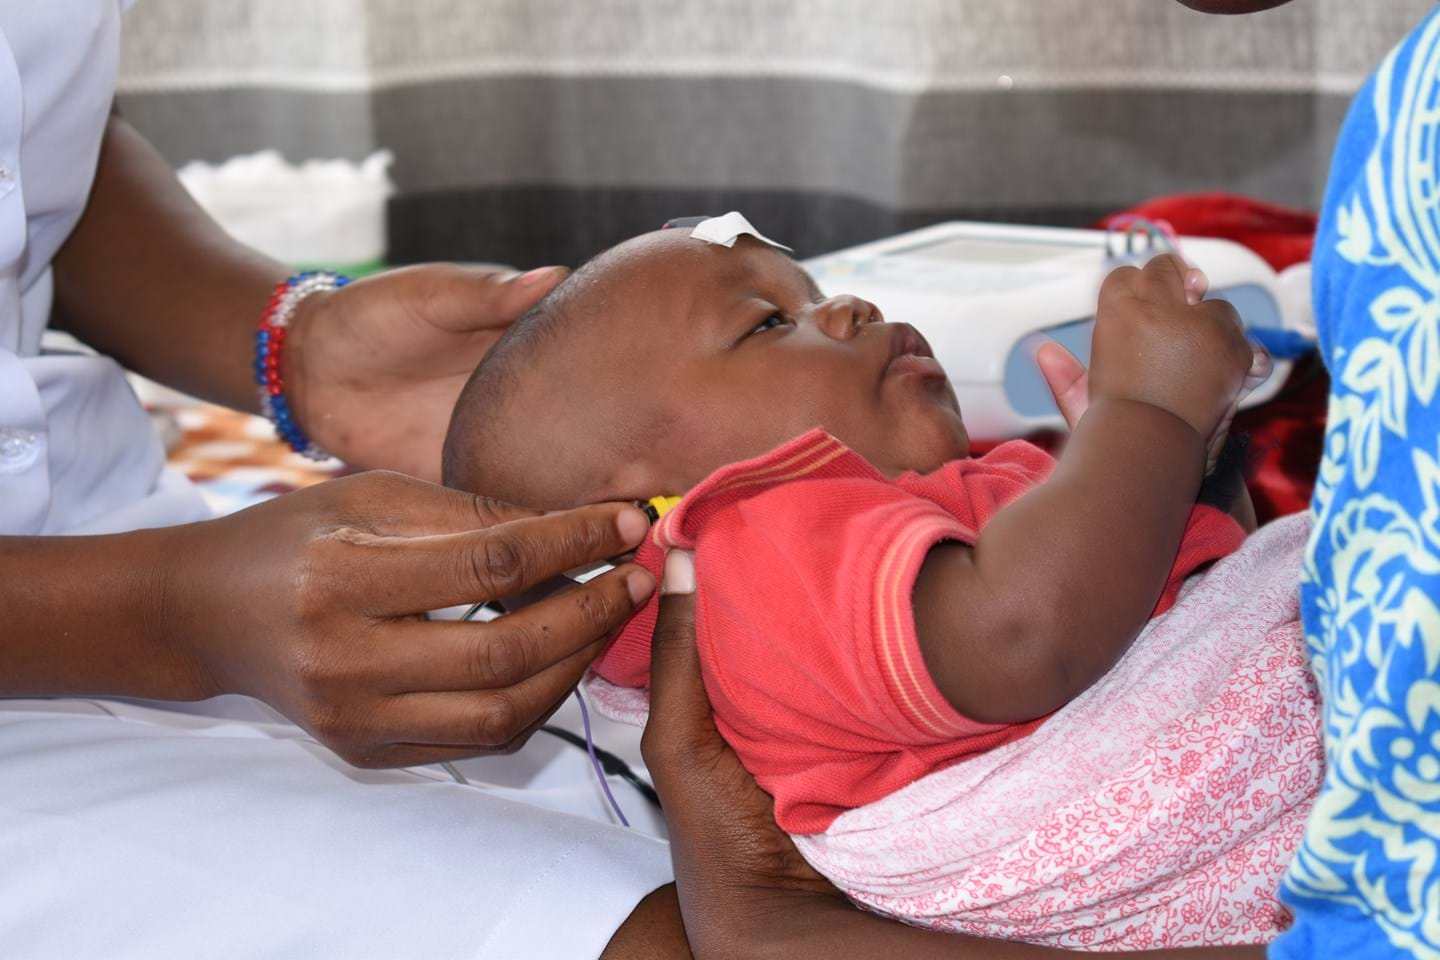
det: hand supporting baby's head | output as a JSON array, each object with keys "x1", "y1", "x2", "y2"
[{"x1": 441, "y1": 227, "x2": 969, "y2": 507}]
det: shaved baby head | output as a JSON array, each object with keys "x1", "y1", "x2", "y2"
[
  {"x1": 441, "y1": 227, "x2": 968, "y2": 511},
  {"x1": 441, "y1": 236, "x2": 681, "y2": 508}
]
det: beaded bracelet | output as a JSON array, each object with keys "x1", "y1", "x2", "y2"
[{"x1": 254, "y1": 271, "x2": 349, "y2": 460}]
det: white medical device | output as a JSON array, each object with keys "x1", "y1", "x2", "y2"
[{"x1": 803, "y1": 222, "x2": 1312, "y2": 441}]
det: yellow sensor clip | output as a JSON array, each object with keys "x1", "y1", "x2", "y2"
[{"x1": 641, "y1": 495, "x2": 682, "y2": 523}]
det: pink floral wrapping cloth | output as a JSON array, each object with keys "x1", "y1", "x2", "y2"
[
  {"x1": 589, "y1": 512, "x2": 1323, "y2": 950},
  {"x1": 791, "y1": 512, "x2": 1322, "y2": 949}
]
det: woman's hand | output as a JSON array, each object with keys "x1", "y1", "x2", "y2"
[
  {"x1": 286, "y1": 264, "x2": 567, "y2": 481},
  {"x1": 162, "y1": 472, "x2": 652, "y2": 767},
  {"x1": 642, "y1": 552, "x2": 846, "y2": 960},
  {"x1": 53, "y1": 115, "x2": 565, "y2": 472}
]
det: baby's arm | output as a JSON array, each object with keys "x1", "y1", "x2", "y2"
[
  {"x1": 913, "y1": 256, "x2": 1258, "y2": 725},
  {"x1": 1198, "y1": 432, "x2": 1257, "y2": 533},
  {"x1": 1041, "y1": 330, "x2": 1262, "y2": 535}
]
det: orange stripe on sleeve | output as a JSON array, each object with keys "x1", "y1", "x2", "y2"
[{"x1": 873, "y1": 509, "x2": 971, "y2": 739}]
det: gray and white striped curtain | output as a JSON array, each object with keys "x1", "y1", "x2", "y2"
[{"x1": 118, "y1": 0, "x2": 1432, "y2": 267}]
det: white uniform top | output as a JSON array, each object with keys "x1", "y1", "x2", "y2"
[
  {"x1": 0, "y1": 0, "x2": 207, "y2": 536},
  {"x1": 0, "y1": 6, "x2": 672, "y2": 956}
]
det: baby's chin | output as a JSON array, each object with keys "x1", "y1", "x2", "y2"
[
  {"x1": 904, "y1": 393, "x2": 970, "y2": 466},
  {"x1": 872, "y1": 417, "x2": 970, "y2": 478}
]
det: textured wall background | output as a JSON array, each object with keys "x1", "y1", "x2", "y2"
[{"x1": 117, "y1": 0, "x2": 1435, "y2": 265}]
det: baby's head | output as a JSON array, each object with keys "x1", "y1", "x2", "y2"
[{"x1": 442, "y1": 224, "x2": 969, "y2": 508}]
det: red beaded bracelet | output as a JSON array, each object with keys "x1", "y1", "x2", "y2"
[{"x1": 253, "y1": 271, "x2": 349, "y2": 460}]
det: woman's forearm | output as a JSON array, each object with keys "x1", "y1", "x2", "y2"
[
  {"x1": 714, "y1": 888, "x2": 1263, "y2": 960},
  {"x1": 0, "y1": 530, "x2": 213, "y2": 700},
  {"x1": 740, "y1": 890, "x2": 1068, "y2": 960},
  {"x1": 52, "y1": 113, "x2": 289, "y2": 414}
]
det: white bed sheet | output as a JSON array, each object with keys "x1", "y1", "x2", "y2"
[{"x1": 0, "y1": 694, "x2": 671, "y2": 960}]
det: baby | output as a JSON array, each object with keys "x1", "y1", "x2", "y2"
[{"x1": 441, "y1": 217, "x2": 1321, "y2": 949}]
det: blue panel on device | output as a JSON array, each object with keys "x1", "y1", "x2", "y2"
[{"x1": 1002, "y1": 284, "x2": 1283, "y2": 418}]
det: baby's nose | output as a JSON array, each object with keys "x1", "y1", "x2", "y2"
[{"x1": 812, "y1": 295, "x2": 882, "y2": 341}]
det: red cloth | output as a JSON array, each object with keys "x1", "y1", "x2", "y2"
[
  {"x1": 594, "y1": 430, "x2": 1245, "y2": 834},
  {"x1": 1094, "y1": 193, "x2": 1317, "y2": 273}
]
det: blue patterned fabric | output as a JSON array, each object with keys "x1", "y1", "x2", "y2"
[{"x1": 1275, "y1": 9, "x2": 1440, "y2": 958}]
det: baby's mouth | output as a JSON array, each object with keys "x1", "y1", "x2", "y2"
[{"x1": 883, "y1": 323, "x2": 946, "y2": 380}]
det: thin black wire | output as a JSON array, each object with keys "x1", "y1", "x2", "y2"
[{"x1": 539, "y1": 725, "x2": 661, "y2": 810}]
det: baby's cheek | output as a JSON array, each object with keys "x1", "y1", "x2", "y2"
[
  {"x1": 764, "y1": 375, "x2": 854, "y2": 435},
  {"x1": 670, "y1": 404, "x2": 809, "y2": 478}
]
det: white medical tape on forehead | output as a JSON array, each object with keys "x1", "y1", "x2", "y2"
[{"x1": 688, "y1": 211, "x2": 794, "y2": 253}]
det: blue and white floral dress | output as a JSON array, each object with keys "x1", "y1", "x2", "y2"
[{"x1": 1278, "y1": 8, "x2": 1440, "y2": 958}]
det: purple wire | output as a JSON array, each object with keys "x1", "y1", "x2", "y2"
[
  {"x1": 460, "y1": 604, "x2": 631, "y2": 827},
  {"x1": 574, "y1": 688, "x2": 630, "y2": 828}
]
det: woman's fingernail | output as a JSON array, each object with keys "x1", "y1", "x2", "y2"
[
  {"x1": 515, "y1": 266, "x2": 564, "y2": 286},
  {"x1": 662, "y1": 551, "x2": 696, "y2": 596},
  {"x1": 626, "y1": 569, "x2": 656, "y2": 605},
  {"x1": 616, "y1": 507, "x2": 651, "y2": 547}
]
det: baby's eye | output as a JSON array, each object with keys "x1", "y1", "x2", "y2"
[{"x1": 748, "y1": 313, "x2": 789, "y2": 337}]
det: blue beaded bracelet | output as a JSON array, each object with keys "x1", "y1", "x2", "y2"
[{"x1": 254, "y1": 271, "x2": 350, "y2": 460}]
